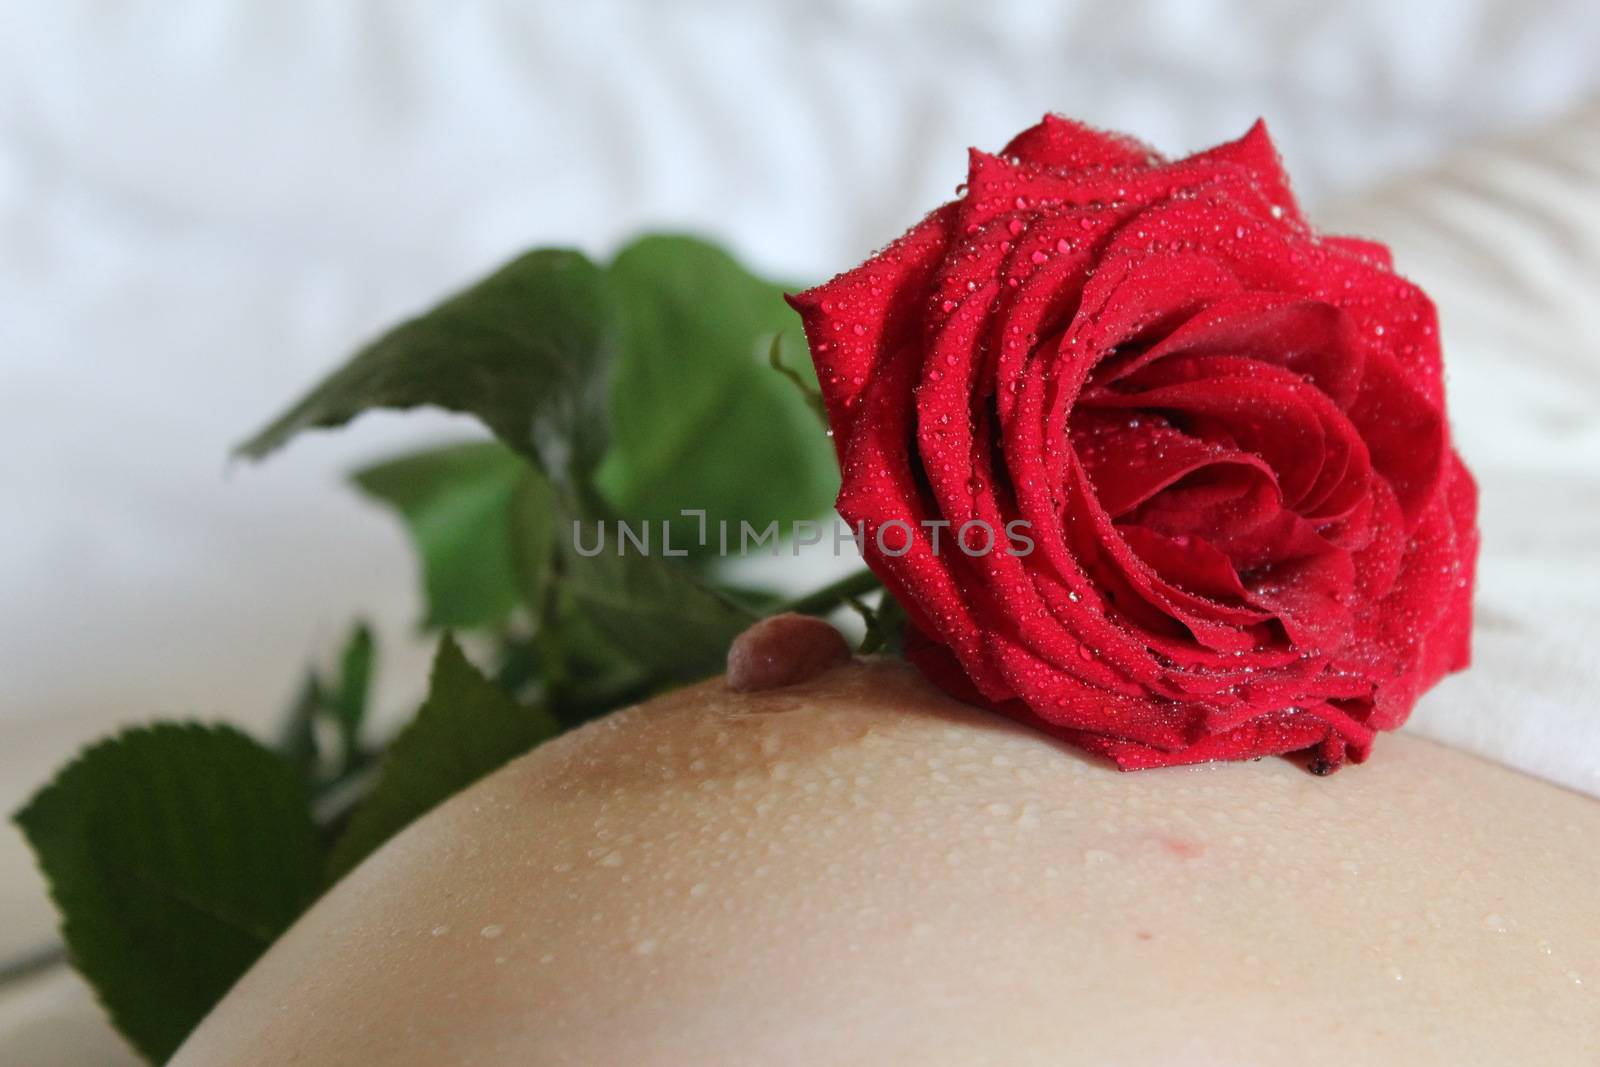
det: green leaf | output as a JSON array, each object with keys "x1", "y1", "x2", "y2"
[
  {"x1": 276, "y1": 621, "x2": 376, "y2": 786},
  {"x1": 14, "y1": 725, "x2": 321, "y2": 1063},
  {"x1": 329, "y1": 622, "x2": 375, "y2": 767},
  {"x1": 540, "y1": 600, "x2": 652, "y2": 723},
  {"x1": 237, "y1": 250, "x2": 616, "y2": 480},
  {"x1": 507, "y1": 460, "x2": 559, "y2": 617},
  {"x1": 597, "y1": 234, "x2": 837, "y2": 554},
  {"x1": 556, "y1": 497, "x2": 758, "y2": 684},
  {"x1": 325, "y1": 636, "x2": 559, "y2": 884},
  {"x1": 277, "y1": 672, "x2": 324, "y2": 786},
  {"x1": 353, "y1": 443, "x2": 534, "y2": 629}
]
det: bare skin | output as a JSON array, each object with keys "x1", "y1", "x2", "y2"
[{"x1": 173, "y1": 659, "x2": 1600, "y2": 1066}]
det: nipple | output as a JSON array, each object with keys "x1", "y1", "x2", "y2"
[{"x1": 726, "y1": 613, "x2": 851, "y2": 692}]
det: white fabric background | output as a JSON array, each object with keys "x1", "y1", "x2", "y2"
[{"x1": 3, "y1": 2, "x2": 1600, "y2": 1060}]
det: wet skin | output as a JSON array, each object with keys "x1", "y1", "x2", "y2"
[{"x1": 173, "y1": 659, "x2": 1600, "y2": 1066}]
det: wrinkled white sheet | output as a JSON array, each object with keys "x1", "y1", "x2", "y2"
[{"x1": 3, "y1": 3, "x2": 1600, "y2": 1058}]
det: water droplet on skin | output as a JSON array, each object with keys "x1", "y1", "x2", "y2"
[
  {"x1": 480, "y1": 924, "x2": 505, "y2": 940},
  {"x1": 430, "y1": 924, "x2": 450, "y2": 938},
  {"x1": 632, "y1": 938, "x2": 659, "y2": 956}
]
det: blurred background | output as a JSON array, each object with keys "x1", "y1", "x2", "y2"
[{"x1": 5, "y1": 1, "x2": 1600, "y2": 1062}]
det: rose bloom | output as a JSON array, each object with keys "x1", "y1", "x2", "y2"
[{"x1": 790, "y1": 117, "x2": 1478, "y2": 773}]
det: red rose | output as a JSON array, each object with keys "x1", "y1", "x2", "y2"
[{"x1": 790, "y1": 117, "x2": 1478, "y2": 773}]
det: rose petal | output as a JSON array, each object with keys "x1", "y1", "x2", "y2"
[
  {"x1": 1001, "y1": 113, "x2": 1161, "y2": 172},
  {"x1": 788, "y1": 204, "x2": 956, "y2": 450}
]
